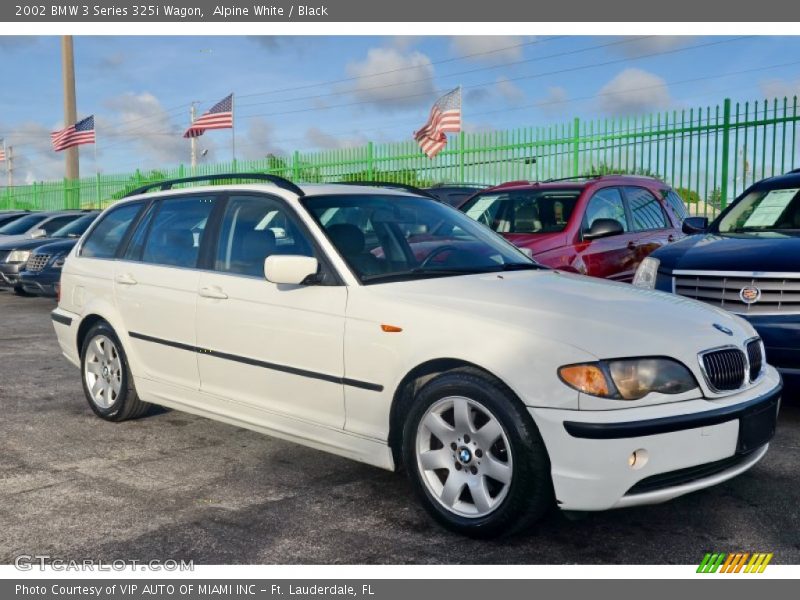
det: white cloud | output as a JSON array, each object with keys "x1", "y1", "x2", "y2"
[
  {"x1": 760, "y1": 78, "x2": 800, "y2": 100},
  {"x1": 238, "y1": 118, "x2": 286, "y2": 160},
  {"x1": 449, "y1": 36, "x2": 525, "y2": 63},
  {"x1": 305, "y1": 127, "x2": 368, "y2": 150},
  {"x1": 539, "y1": 86, "x2": 570, "y2": 116},
  {"x1": 1, "y1": 120, "x2": 66, "y2": 184},
  {"x1": 345, "y1": 47, "x2": 436, "y2": 110},
  {"x1": 598, "y1": 68, "x2": 671, "y2": 115},
  {"x1": 612, "y1": 36, "x2": 695, "y2": 58},
  {"x1": 495, "y1": 76, "x2": 525, "y2": 105}
]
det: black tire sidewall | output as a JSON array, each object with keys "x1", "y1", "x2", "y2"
[
  {"x1": 402, "y1": 370, "x2": 553, "y2": 537},
  {"x1": 80, "y1": 322, "x2": 131, "y2": 420}
]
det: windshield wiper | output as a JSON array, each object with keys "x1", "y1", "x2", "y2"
[{"x1": 494, "y1": 263, "x2": 547, "y2": 271}]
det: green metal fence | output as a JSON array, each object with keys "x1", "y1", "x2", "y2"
[{"x1": 2, "y1": 96, "x2": 799, "y2": 216}]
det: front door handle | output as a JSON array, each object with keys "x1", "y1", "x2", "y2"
[
  {"x1": 115, "y1": 273, "x2": 137, "y2": 286},
  {"x1": 199, "y1": 286, "x2": 228, "y2": 300},
  {"x1": 667, "y1": 234, "x2": 676, "y2": 243},
  {"x1": 627, "y1": 240, "x2": 637, "y2": 250}
]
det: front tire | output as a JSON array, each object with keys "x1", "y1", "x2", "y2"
[
  {"x1": 80, "y1": 321, "x2": 150, "y2": 421},
  {"x1": 402, "y1": 368, "x2": 553, "y2": 538}
]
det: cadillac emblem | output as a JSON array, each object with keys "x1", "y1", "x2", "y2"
[{"x1": 739, "y1": 286, "x2": 762, "y2": 305}]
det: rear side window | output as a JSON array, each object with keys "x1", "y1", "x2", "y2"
[
  {"x1": 81, "y1": 203, "x2": 143, "y2": 259},
  {"x1": 41, "y1": 215, "x2": 79, "y2": 235},
  {"x1": 662, "y1": 190, "x2": 689, "y2": 222},
  {"x1": 140, "y1": 196, "x2": 215, "y2": 268},
  {"x1": 583, "y1": 188, "x2": 628, "y2": 232},
  {"x1": 626, "y1": 187, "x2": 668, "y2": 230}
]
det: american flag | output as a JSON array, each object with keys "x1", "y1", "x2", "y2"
[
  {"x1": 51, "y1": 116, "x2": 96, "y2": 152},
  {"x1": 184, "y1": 94, "x2": 234, "y2": 138},
  {"x1": 413, "y1": 87, "x2": 462, "y2": 159},
  {"x1": 0, "y1": 143, "x2": 5, "y2": 162}
]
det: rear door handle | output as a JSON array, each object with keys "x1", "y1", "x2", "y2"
[
  {"x1": 626, "y1": 240, "x2": 637, "y2": 250},
  {"x1": 115, "y1": 273, "x2": 137, "y2": 286},
  {"x1": 667, "y1": 234, "x2": 675, "y2": 243},
  {"x1": 199, "y1": 286, "x2": 228, "y2": 300}
]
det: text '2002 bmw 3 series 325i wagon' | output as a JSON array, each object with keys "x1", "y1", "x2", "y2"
[{"x1": 50, "y1": 174, "x2": 782, "y2": 537}]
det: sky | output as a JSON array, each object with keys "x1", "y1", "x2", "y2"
[{"x1": 1, "y1": 34, "x2": 800, "y2": 184}]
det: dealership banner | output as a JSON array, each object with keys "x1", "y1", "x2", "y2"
[
  {"x1": 4, "y1": 579, "x2": 800, "y2": 599},
  {"x1": 4, "y1": 0, "x2": 800, "y2": 22}
]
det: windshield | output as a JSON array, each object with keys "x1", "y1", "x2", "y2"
[
  {"x1": 303, "y1": 194, "x2": 539, "y2": 283},
  {"x1": 0, "y1": 213, "x2": 47, "y2": 235},
  {"x1": 51, "y1": 214, "x2": 97, "y2": 238},
  {"x1": 460, "y1": 188, "x2": 580, "y2": 234},
  {"x1": 717, "y1": 186, "x2": 800, "y2": 233}
]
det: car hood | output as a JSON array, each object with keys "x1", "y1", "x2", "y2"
[
  {"x1": 30, "y1": 238, "x2": 78, "y2": 255},
  {"x1": 0, "y1": 236, "x2": 61, "y2": 252},
  {"x1": 652, "y1": 232, "x2": 800, "y2": 272},
  {"x1": 371, "y1": 269, "x2": 753, "y2": 359}
]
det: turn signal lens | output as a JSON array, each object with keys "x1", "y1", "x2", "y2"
[
  {"x1": 558, "y1": 364, "x2": 611, "y2": 397},
  {"x1": 380, "y1": 324, "x2": 403, "y2": 332}
]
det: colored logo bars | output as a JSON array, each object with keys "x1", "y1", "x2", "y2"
[{"x1": 697, "y1": 552, "x2": 773, "y2": 573}]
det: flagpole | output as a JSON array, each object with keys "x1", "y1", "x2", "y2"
[{"x1": 231, "y1": 93, "x2": 236, "y2": 166}]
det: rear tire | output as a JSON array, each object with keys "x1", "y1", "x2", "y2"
[
  {"x1": 80, "y1": 321, "x2": 150, "y2": 421},
  {"x1": 402, "y1": 368, "x2": 553, "y2": 538}
]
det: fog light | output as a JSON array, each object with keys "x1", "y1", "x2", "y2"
[{"x1": 628, "y1": 449, "x2": 649, "y2": 470}]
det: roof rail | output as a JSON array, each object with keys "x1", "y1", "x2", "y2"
[
  {"x1": 331, "y1": 180, "x2": 437, "y2": 199},
  {"x1": 426, "y1": 182, "x2": 490, "y2": 189},
  {"x1": 123, "y1": 173, "x2": 305, "y2": 198},
  {"x1": 541, "y1": 175, "x2": 601, "y2": 183}
]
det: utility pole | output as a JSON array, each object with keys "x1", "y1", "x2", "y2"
[
  {"x1": 61, "y1": 35, "x2": 79, "y2": 181},
  {"x1": 190, "y1": 102, "x2": 198, "y2": 171},
  {"x1": 6, "y1": 145, "x2": 13, "y2": 187}
]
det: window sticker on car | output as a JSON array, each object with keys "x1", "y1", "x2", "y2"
[
  {"x1": 744, "y1": 188, "x2": 800, "y2": 227},
  {"x1": 464, "y1": 196, "x2": 496, "y2": 220}
]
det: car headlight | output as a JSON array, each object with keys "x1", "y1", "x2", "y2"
[
  {"x1": 52, "y1": 255, "x2": 66, "y2": 269},
  {"x1": 632, "y1": 257, "x2": 659, "y2": 289},
  {"x1": 559, "y1": 358, "x2": 697, "y2": 400},
  {"x1": 7, "y1": 250, "x2": 31, "y2": 264}
]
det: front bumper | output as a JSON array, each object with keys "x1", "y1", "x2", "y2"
[
  {"x1": 19, "y1": 271, "x2": 59, "y2": 297},
  {"x1": 742, "y1": 313, "x2": 800, "y2": 377},
  {"x1": 531, "y1": 366, "x2": 782, "y2": 511},
  {"x1": 0, "y1": 263, "x2": 24, "y2": 286}
]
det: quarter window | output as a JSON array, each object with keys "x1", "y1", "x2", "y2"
[
  {"x1": 41, "y1": 215, "x2": 80, "y2": 235},
  {"x1": 584, "y1": 188, "x2": 628, "y2": 232},
  {"x1": 140, "y1": 196, "x2": 215, "y2": 268},
  {"x1": 662, "y1": 190, "x2": 689, "y2": 222},
  {"x1": 81, "y1": 203, "x2": 144, "y2": 259},
  {"x1": 626, "y1": 187, "x2": 669, "y2": 230},
  {"x1": 215, "y1": 195, "x2": 314, "y2": 277}
]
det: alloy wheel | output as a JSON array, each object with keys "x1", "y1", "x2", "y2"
[{"x1": 83, "y1": 335, "x2": 123, "y2": 409}]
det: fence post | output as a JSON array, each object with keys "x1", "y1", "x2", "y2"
[
  {"x1": 292, "y1": 150, "x2": 300, "y2": 181},
  {"x1": 572, "y1": 117, "x2": 580, "y2": 177},
  {"x1": 720, "y1": 98, "x2": 732, "y2": 209},
  {"x1": 459, "y1": 131, "x2": 466, "y2": 183},
  {"x1": 366, "y1": 141, "x2": 374, "y2": 180},
  {"x1": 95, "y1": 173, "x2": 101, "y2": 208}
]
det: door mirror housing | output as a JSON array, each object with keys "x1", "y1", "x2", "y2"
[
  {"x1": 583, "y1": 218, "x2": 625, "y2": 240},
  {"x1": 264, "y1": 255, "x2": 320, "y2": 285},
  {"x1": 29, "y1": 228, "x2": 47, "y2": 239},
  {"x1": 682, "y1": 216, "x2": 709, "y2": 234}
]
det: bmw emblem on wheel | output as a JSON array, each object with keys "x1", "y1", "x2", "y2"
[{"x1": 739, "y1": 286, "x2": 762, "y2": 305}]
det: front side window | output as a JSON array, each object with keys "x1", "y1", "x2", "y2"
[
  {"x1": 716, "y1": 186, "x2": 800, "y2": 233},
  {"x1": 81, "y1": 203, "x2": 144, "y2": 259},
  {"x1": 303, "y1": 194, "x2": 538, "y2": 283},
  {"x1": 461, "y1": 189, "x2": 580, "y2": 234},
  {"x1": 215, "y1": 195, "x2": 314, "y2": 277},
  {"x1": 662, "y1": 190, "x2": 689, "y2": 222},
  {"x1": 140, "y1": 196, "x2": 215, "y2": 268},
  {"x1": 626, "y1": 187, "x2": 668, "y2": 231},
  {"x1": 0, "y1": 213, "x2": 47, "y2": 235},
  {"x1": 583, "y1": 188, "x2": 628, "y2": 232}
]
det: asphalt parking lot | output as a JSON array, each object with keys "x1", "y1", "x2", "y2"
[{"x1": 1, "y1": 290, "x2": 799, "y2": 565}]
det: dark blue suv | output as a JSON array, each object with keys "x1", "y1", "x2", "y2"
[{"x1": 633, "y1": 170, "x2": 800, "y2": 381}]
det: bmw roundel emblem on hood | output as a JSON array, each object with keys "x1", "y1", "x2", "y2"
[
  {"x1": 739, "y1": 286, "x2": 762, "y2": 305},
  {"x1": 713, "y1": 323, "x2": 734, "y2": 336}
]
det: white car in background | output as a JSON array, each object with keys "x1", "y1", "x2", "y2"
[{"x1": 51, "y1": 175, "x2": 782, "y2": 537}]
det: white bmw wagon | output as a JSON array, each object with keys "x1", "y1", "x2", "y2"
[{"x1": 51, "y1": 174, "x2": 782, "y2": 537}]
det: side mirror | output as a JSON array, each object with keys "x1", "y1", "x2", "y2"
[
  {"x1": 264, "y1": 255, "x2": 319, "y2": 285},
  {"x1": 682, "y1": 216, "x2": 709, "y2": 234},
  {"x1": 29, "y1": 228, "x2": 47, "y2": 239},
  {"x1": 583, "y1": 218, "x2": 625, "y2": 240}
]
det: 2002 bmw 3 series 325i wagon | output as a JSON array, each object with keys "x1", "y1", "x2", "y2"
[{"x1": 51, "y1": 175, "x2": 782, "y2": 537}]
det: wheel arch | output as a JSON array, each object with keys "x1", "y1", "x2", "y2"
[{"x1": 387, "y1": 358, "x2": 523, "y2": 470}]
